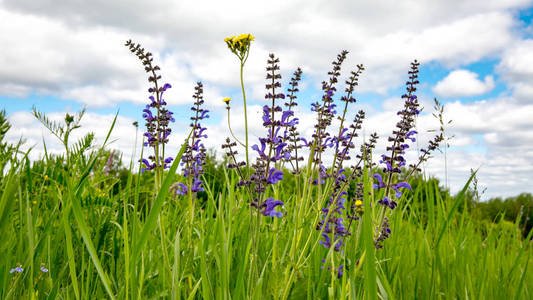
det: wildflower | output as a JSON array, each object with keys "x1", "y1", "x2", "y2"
[
  {"x1": 222, "y1": 97, "x2": 231, "y2": 103},
  {"x1": 374, "y1": 60, "x2": 421, "y2": 210},
  {"x1": 225, "y1": 33, "x2": 255, "y2": 59},
  {"x1": 266, "y1": 168, "x2": 283, "y2": 184},
  {"x1": 236, "y1": 33, "x2": 255, "y2": 42},
  {"x1": 375, "y1": 217, "x2": 392, "y2": 249},
  {"x1": 282, "y1": 68, "x2": 304, "y2": 174},
  {"x1": 43, "y1": 175, "x2": 49, "y2": 181},
  {"x1": 308, "y1": 51, "x2": 349, "y2": 184},
  {"x1": 10, "y1": 265, "x2": 23, "y2": 274},
  {"x1": 126, "y1": 40, "x2": 175, "y2": 176},
  {"x1": 104, "y1": 150, "x2": 114, "y2": 175},
  {"x1": 170, "y1": 182, "x2": 188, "y2": 196},
  {"x1": 175, "y1": 82, "x2": 209, "y2": 196},
  {"x1": 337, "y1": 264, "x2": 344, "y2": 278},
  {"x1": 260, "y1": 197, "x2": 283, "y2": 217},
  {"x1": 40, "y1": 266, "x2": 48, "y2": 273},
  {"x1": 224, "y1": 34, "x2": 255, "y2": 168}
]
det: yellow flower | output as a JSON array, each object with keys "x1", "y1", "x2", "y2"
[
  {"x1": 237, "y1": 33, "x2": 254, "y2": 41},
  {"x1": 355, "y1": 200, "x2": 363, "y2": 207},
  {"x1": 32, "y1": 200, "x2": 37, "y2": 205},
  {"x1": 224, "y1": 36, "x2": 235, "y2": 42},
  {"x1": 222, "y1": 97, "x2": 231, "y2": 103},
  {"x1": 44, "y1": 175, "x2": 49, "y2": 181}
]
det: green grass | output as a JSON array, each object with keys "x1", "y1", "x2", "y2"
[{"x1": 0, "y1": 118, "x2": 532, "y2": 299}]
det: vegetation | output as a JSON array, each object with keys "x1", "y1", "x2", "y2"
[{"x1": 0, "y1": 36, "x2": 531, "y2": 299}]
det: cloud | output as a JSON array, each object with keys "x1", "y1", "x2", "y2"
[
  {"x1": 0, "y1": 1, "x2": 526, "y2": 107},
  {"x1": 497, "y1": 39, "x2": 533, "y2": 102},
  {"x1": 432, "y1": 70, "x2": 495, "y2": 98}
]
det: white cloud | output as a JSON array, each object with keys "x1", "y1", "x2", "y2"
[
  {"x1": 433, "y1": 70, "x2": 495, "y2": 98},
  {"x1": 497, "y1": 39, "x2": 533, "y2": 102},
  {"x1": 0, "y1": 1, "x2": 526, "y2": 107}
]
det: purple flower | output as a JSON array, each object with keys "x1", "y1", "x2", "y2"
[
  {"x1": 251, "y1": 138, "x2": 267, "y2": 159},
  {"x1": 175, "y1": 82, "x2": 208, "y2": 196},
  {"x1": 379, "y1": 154, "x2": 393, "y2": 172},
  {"x1": 266, "y1": 168, "x2": 283, "y2": 184},
  {"x1": 262, "y1": 105, "x2": 271, "y2": 126},
  {"x1": 260, "y1": 197, "x2": 284, "y2": 217},
  {"x1": 378, "y1": 196, "x2": 397, "y2": 209},
  {"x1": 191, "y1": 178, "x2": 205, "y2": 193},
  {"x1": 373, "y1": 173, "x2": 386, "y2": 189},
  {"x1": 273, "y1": 142, "x2": 289, "y2": 161},
  {"x1": 281, "y1": 110, "x2": 298, "y2": 127},
  {"x1": 406, "y1": 130, "x2": 417, "y2": 142},
  {"x1": 337, "y1": 264, "x2": 344, "y2": 278},
  {"x1": 40, "y1": 266, "x2": 48, "y2": 273},
  {"x1": 173, "y1": 183, "x2": 188, "y2": 196},
  {"x1": 392, "y1": 182, "x2": 412, "y2": 198},
  {"x1": 10, "y1": 265, "x2": 23, "y2": 274},
  {"x1": 162, "y1": 83, "x2": 172, "y2": 91},
  {"x1": 319, "y1": 233, "x2": 331, "y2": 248},
  {"x1": 139, "y1": 158, "x2": 155, "y2": 173}
]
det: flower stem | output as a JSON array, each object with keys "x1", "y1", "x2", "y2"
[
  {"x1": 240, "y1": 61, "x2": 250, "y2": 174},
  {"x1": 227, "y1": 108, "x2": 245, "y2": 147}
]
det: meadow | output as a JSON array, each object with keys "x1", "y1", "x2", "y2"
[{"x1": 0, "y1": 35, "x2": 532, "y2": 299}]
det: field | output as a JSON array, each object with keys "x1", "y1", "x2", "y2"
[{"x1": 0, "y1": 37, "x2": 532, "y2": 299}]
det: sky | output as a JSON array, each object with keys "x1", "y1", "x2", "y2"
[{"x1": 1, "y1": 0, "x2": 533, "y2": 200}]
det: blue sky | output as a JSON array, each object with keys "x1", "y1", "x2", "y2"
[{"x1": 1, "y1": 0, "x2": 533, "y2": 199}]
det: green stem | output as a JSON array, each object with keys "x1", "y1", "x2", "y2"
[
  {"x1": 227, "y1": 108, "x2": 245, "y2": 147},
  {"x1": 240, "y1": 61, "x2": 250, "y2": 174}
]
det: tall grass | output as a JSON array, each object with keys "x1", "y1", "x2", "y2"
[{"x1": 1, "y1": 134, "x2": 532, "y2": 298}]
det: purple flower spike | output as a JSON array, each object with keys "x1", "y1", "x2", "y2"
[{"x1": 260, "y1": 197, "x2": 284, "y2": 217}]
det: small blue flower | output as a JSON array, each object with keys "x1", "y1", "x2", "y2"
[
  {"x1": 10, "y1": 265, "x2": 23, "y2": 274},
  {"x1": 40, "y1": 266, "x2": 48, "y2": 273}
]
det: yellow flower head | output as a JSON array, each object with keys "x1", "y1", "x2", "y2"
[
  {"x1": 236, "y1": 33, "x2": 254, "y2": 42},
  {"x1": 44, "y1": 175, "x2": 49, "y2": 181},
  {"x1": 222, "y1": 97, "x2": 231, "y2": 103},
  {"x1": 225, "y1": 33, "x2": 255, "y2": 56},
  {"x1": 355, "y1": 200, "x2": 363, "y2": 207}
]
